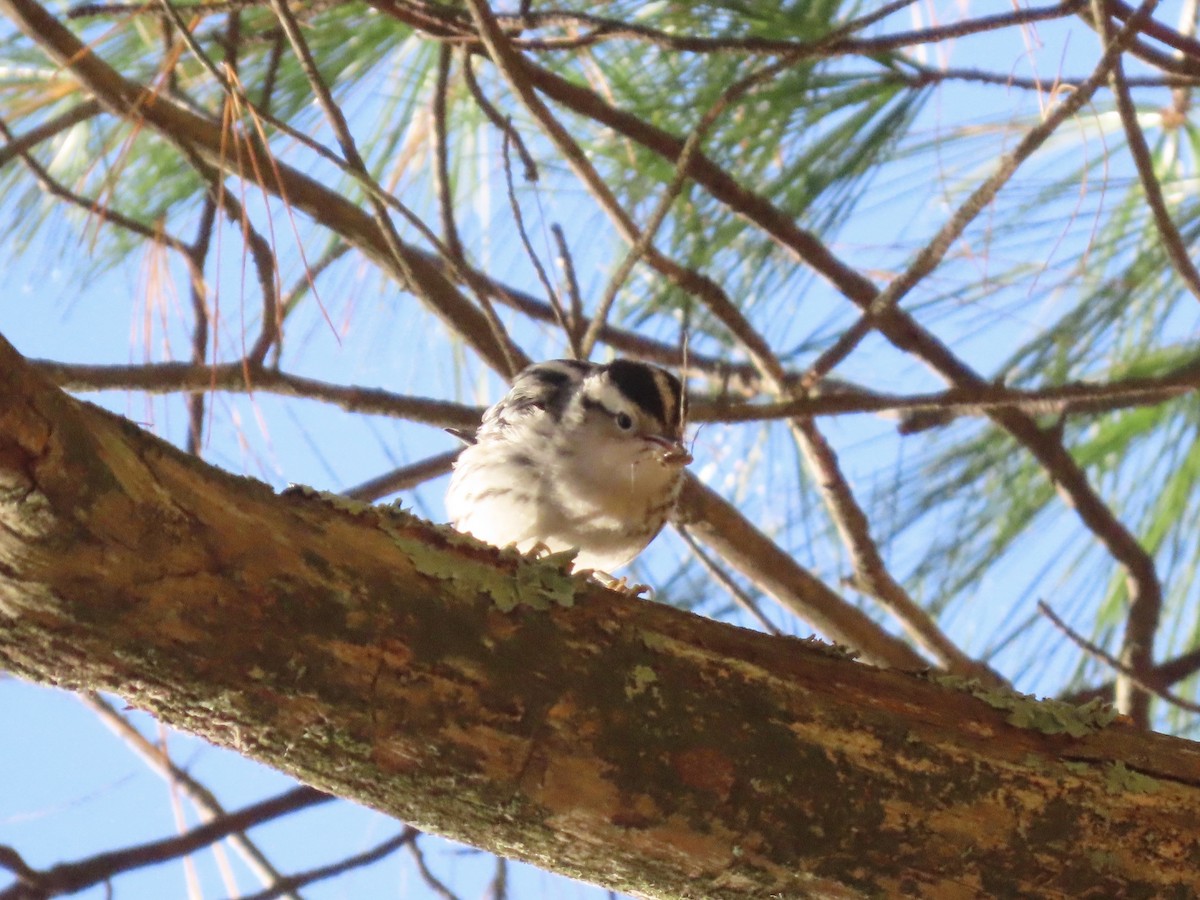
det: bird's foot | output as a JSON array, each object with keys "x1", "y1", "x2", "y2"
[{"x1": 590, "y1": 571, "x2": 652, "y2": 598}]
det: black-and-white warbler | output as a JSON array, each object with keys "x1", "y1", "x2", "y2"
[{"x1": 446, "y1": 358, "x2": 691, "y2": 572}]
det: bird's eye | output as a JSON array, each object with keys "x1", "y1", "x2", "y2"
[{"x1": 615, "y1": 412, "x2": 634, "y2": 431}]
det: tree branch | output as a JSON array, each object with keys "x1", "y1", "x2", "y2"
[
  {"x1": 2, "y1": 332, "x2": 1199, "y2": 899},
  {"x1": 0, "y1": 787, "x2": 330, "y2": 899}
]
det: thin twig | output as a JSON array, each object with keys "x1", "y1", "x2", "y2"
[
  {"x1": 1099, "y1": 15, "x2": 1200, "y2": 305},
  {"x1": 432, "y1": 44, "x2": 465, "y2": 263},
  {"x1": 154, "y1": 0, "x2": 515, "y2": 377},
  {"x1": 696, "y1": 359, "x2": 1200, "y2": 423},
  {"x1": 344, "y1": 450, "x2": 459, "y2": 502},
  {"x1": 237, "y1": 829, "x2": 420, "y2": 900},
  {"x1": 577, "y1": 122, "x2": 705, "y2": 361},
  {"x1": 486, "y1": 856, "x2": 508, "y2": 900},
  {"x1": 0, "y1": 787, "x2": 332, "y2": 899},
  {"x1": 0, "y1": 115, "x2": 190, "y2": 252},
  {"x1": 1038, "y1": 601, "x2": 1200, "y2": 715},
  {"x1": 676, "y1": 524, "x2": 782, "y2": 635},
  {"x1": 35, "y1": 360, "x2": 484, "y2": 428},
  {"x1": 549, "y1": 224, "x2": 585, "y2": 353},
  {"x1": 36, "y1": 348, "x2": 1200, "y2": 434},
  {"x1": 176, "y1": 142, "x2": 282, "y2": 368},
  {"x1": 466, "y1": 0, "x2": 786, "y2": 384},
  {"x1": 186, "y1": 194, "x2": 218, "y2": 456},
  {"x1": 83, "y1": 693, "x2": 303, "y2": 899},
  {"x1": 501, "y1": 124, "x2": 573, "y2": 354},
  {"x1": 407, "y1": 839, "x2": 462, "y2": 900},
  {"x1": 1169, "y1": 0, "x2": 1199, "y2": 115},
  {"x1": 461, "y1": 52, "x2": 538, "y2": 180},
  {"x1": 276, "y1": 240, "x2": 350, "y2": 347},
  {"x1": 0, "y1": 99, "x2": 101, "y2": 168},
  {"x1": 375, "y1": 0, "x2": 1089, "y2": 58},
  {"x1": 1064, "y1": 647, "x2": 1200, "y2": 704},
  {"x1": 791, "y1": 417, "x2": 1001, "y2": 683}
]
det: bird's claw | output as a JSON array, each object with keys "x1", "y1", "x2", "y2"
[{"x1": 590, "y1": 571, "x2": 652, "y2": 598}]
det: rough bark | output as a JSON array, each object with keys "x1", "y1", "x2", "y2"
[{"x1": 1, "y1": 332, "x2": 1199, "y2": 899}]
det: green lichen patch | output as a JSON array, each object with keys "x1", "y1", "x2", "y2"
[
  {"x1": 1104, "y1": 761, "x2": 1161, "y2": 795},
  {"x1": 486, "y1": 552, "x2": 580, "y2": 612},
  {"x1": 625, "y1": 664, "x2": 659, "y2": 700},
  {"x1": 999, "y1": 695, "x2": 1116, "y2": 737},
  {"x1": 285, "y1": 485, "x2": 584, "y2": 613},
  {"x1": 383, "y1": 524, "x2": 580, "y2": 613},
  {"x1": 927, "y1": 676, "x2": 1118, "y2": 737}
]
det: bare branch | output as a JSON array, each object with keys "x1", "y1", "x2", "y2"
[
  {"x1": 676, "y1": 524, "x2": 782, "y2": 636},
  {"x1": 1039, "y1": 602, "x2": 1200, "y2": 716},
  {"x1": 0, "y1": 99, "x2": 101, "y2": 168},
  {"x1": 432, "y1": 45, "x2": 465, "y2": 263},
  {"x1": 82, "y1": 693, "x2": 302, "y2": 899},
  {"x1": 0, "y1": 788, "x2": 331, "y2": 899},
  {"x1": 790, "y1": 417, "x2": 1000, "y2": 683},
  {"x1": 237, "y1": 830, "x2": 419, "y2": 900},
  {"x1": 33, "y1": 359, "x2": 483, "y2": 428},
  {"x1": 674, "y1": 475, "x2": 929, "y2": 669},
  {"x1": 1102, "y1": 40, "x2": 1200, "y2": 305},
  {"x1": 344, "y1": 451, "x2": 459, "y2": 502}
]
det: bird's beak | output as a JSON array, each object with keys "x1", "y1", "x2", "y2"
[{"x1": 646, "y1": 436, "x2": 692, "y2": 465}]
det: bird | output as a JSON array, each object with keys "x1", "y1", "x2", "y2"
[{"x1": 446, "y1": 358, "x2": 692, "y2": 573}]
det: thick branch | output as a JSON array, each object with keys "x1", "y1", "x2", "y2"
[{"x1": 2, "y1": 334, "x2": 1198, "y2": 897}]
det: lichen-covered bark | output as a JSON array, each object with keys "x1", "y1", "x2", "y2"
[{"x1": 2, "y1": 332, "x2": 1199, "y2": 899}]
